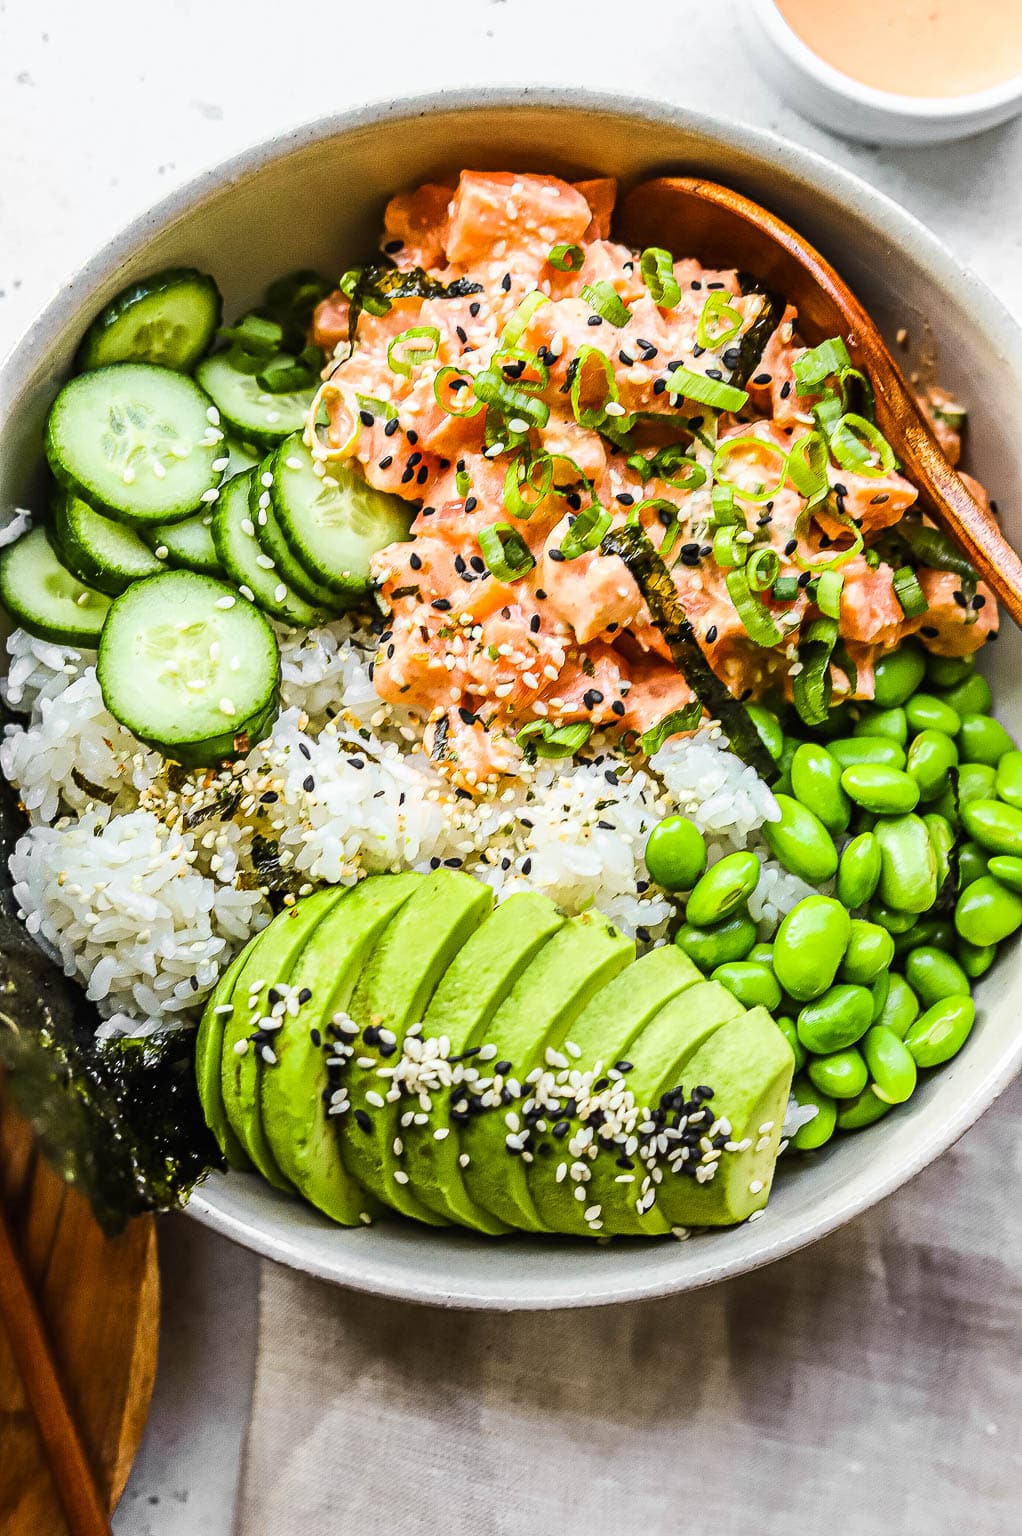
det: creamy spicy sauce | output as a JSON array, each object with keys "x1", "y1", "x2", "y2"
[{"x1": 775, "y1": 0, "x2": 1022, "y2": 98}]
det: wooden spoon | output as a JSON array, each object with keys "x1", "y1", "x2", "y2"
[{"x1": 619, "y1": 177, "x2": 1022, "y2": 630}]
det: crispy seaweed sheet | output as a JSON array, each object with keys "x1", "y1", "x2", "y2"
[
  {"x1": 0, "y1": 775, "x2": 220, "y2": 1233},
  {"x1": 345, "y1": 263, "x2": 484, "y2": 347},
  {"x1": 601, "y1": 525, "x2": 777, "y2": 781}
]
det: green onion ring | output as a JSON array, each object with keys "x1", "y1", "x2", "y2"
[
  {"x1": 477, "y1": 522, "x2": 536, "y2": 583},
  {"x1": 712, "y1": 435, "x2": 789, "y2": 503},
  {"x1": 387, "y1": 325, "x2": 441, "y2": 378},
  {"x1": 433, "y1": 366, "x2": 484, "y2": 418},
  {"x1": 548, "y1": 243, "x2": 584, "y2": 273},
  {"x1": 639, "y1": 247, "x2": 681, "y2": 310},
  {"x1": 503, "y1": 453, "x2": 555, "y2": 520},
  {"x1": 696, "y1": 292, "x2": 744, "y2": 351}
]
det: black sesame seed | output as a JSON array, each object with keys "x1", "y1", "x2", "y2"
[
  {"x1": 495, "y1": 1059, "x2": 513, "y2": 1076},
  {"x1": 973, "y1": 594, "x2": 987, "y2": 610},
  {"x1": 552, "y1": 1120, "x2": 571, "y2": 1139},
  {"x1": 302, "y1": 775, "x2": 315, "y2": 793},
  {"x1": 530, "y1": 614, "x2": 541, "y2": 633},
  {"x1": 549, "y1": 549, "x2": 566, "y2": 562},
  {"x1": 619, "y1": 350, "x2": 634, "y2": 366},
  {"x1": 465, "y1": 496, "x2": 478, "y2": 513},
  {"x1": 587, "y1": 314, "x2": 603, "y2": 327},
  {"x1": 310, "y1": 1027, "x2": 322, "y2": 1047},
  {"x1": 409, "y1": 552, "x2": 422, "y2": 570},
  {"x1": 354, "y1": 1110, "x2": 372, "y2": 1132},
  {"x1": 653, "y1": 379, "x2": 667, "y2": 395},
  {"x1": 379, "y1": 455, "x2": 393, "y2": 470},
  {"x1": 921, "y1": 624, "x2": 939, "y2": 637},
  {"x1": 780, "y1": 380, "x2": 792, "y2": 399},
  {"x1": 359, "y1": 409, "x2": 374, "y2": 428},
  {"x1": 401, "y1": 467, "x2": 414, "y2": 484},
  {"x1": 407, "y1": 430, "x2": 418, "y2": 445},
  {"x1": 583, "y1": 688, "x2": 604, "y2": 708},
  {"x1": 417, "y1": 465, "x2": 428, "y2": 484},
  {"x1": 753, "y1": 372, "x2": 772, "y2": 386},
  {"x1": 458, "y1": 706, "x2": 476, "y2": 726},
  {"x1": 407, "y1": 451, "x2": 422, "y2": 468},
  {"x1": 953, "y1": 590, "x2": 967, "y2": 608},
  {"x1": 469, "y1": 301, "x2": 481, "y2": 317},
  {"x1": 798, "y1": 571, "x2": 812, "y2": 588},
  {"x1": 384, "y1": 417, "x2": 400, "y2": 437},
  {"x1": 522, "y1": 856, "x2": 533, "y2": 875},
  {"x1": 784, "y1": 538, "x2": 798, "y2": 556},
  {"x1": 706, "y1": 624, "x2": 718, "y2": 643},
  {"x1": 611, "y1": 700, "x2": 626, "y2": 717},
  {"x1": 432, "y1": 598, "x2": 452, "y2": 610},
  {"x1": 456, "y1": 325, "x2": 468, "y2": 344},
  {"x1": 616, "y1": 492, "x2": 635, "y2": 506}
]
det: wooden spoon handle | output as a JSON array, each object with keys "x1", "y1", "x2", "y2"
[{"x1": 0, "y1": 1197, "x2": 112, "y2": 1536}]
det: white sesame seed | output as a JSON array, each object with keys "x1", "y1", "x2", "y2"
[
  {"x1": 366, "y1": 1090, "x2": 385, "y2": 1108},
  {"x1": 393, "y1": 1170, "x2": 409, "y2": 1185},
  {"x1": 215, "y1": 595, "x2": 236, "y2": 609}
]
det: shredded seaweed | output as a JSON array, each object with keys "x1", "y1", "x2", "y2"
[
  {"x1": 249, "y1": 833, "x2": 303, "y2": 906},
  {"x1": 0, "y1": 775, "x2": 220, "y2": 1232},
  {"x1": 735, "y1": 275, "x2": 784, "y2": 386},
  {"x1": 601, "y1": 525, "x2": 776, "y2": 780},
  {"x1": 343, "y1": 264, "x2": 484, "y2": 348}
]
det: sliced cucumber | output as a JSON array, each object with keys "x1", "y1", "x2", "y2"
[
  {"x1": 248, "y1": 458, "x2": 351, "y2": 613},
  {"x1": 0, "y1": 526, "x2": 111, "y2": 645},
  {"x1": 53, "y1": 491, "x2": 164, "y2": 595},
  {"x1": 224, "y1": 437, "x2": 263, "y2": 479},
  {"x1": 76, "y1": 268, "x2": 222, "y2": 373},
  {"x1": 97, "y1": 570, "x2": 279, "y2": 766},
  {"x1": 46, "y1": 364, "x2": 226, "y2": 526},
  {"x1": 270, "y1": 434, "x2": 412, "y2": 598},
  {"x1": 212, "y1": 471, "x2": 327, "y2": 628},
  {"x1": 142, "y1": 511, "x2": 223, "y2": 578},
  {"x1": 195, "y1": 352, "x2": 314, "y2": 448}
]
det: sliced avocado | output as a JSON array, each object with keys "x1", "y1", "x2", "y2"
[
  {"x1": 459, "y1": 910, "x2": 634, "y2": 1232},
  {"x1": 577, "y1": 979, "x2": 745, "y2": 1237},
  {"x1": 220, "y1": 887, "x2": 348, "y2": 1190},
  {"x1": 195, "y1": 946, "x2": 252, "y2": 1170},
  {"x1": 657, "y1": 1006, "x2": 795, "y2": 1228},
  {"x1": 259, "y1": 872, "x2": 423, "y2": 1225},
  {"x1": 405, "y1": 892, "x2": 566, "y2": 1234},
  {"x1": 527, "y1": 945, "x2": 702, "y2": 1231},
  {"x1": 340, "y1": 869, "x2": 494, "y2": 1224}
]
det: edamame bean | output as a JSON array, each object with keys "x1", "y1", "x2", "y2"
[
  {"x1": 874, "y1": 814, "x2": 939, "y2": 914},
  {"x1": 675, "y1": 913, "x2": 758, "y2": 970},
  {"x1": 959, "y1": 713, "x2": 1015, "y2": 766},
  {"x1": 904, "y1": 693, "x2": 960, "y2": 737},
  {"x1": 790, "y1": 744, "x2": 851, "y2": 834},
  {"x1": 904, "y1": 996, "x2": 976, "y2": 1068},
  {"x1": 644, "y1": 815, "x2": 708, "y2": 892},
  {"x1": 773, "y1": 895, "x2": 852, "y2": 1001},
  {"x1": 711, "y1": 960, "x2": 783, "y2": 1011},
  {"x1": 942, "y1": 671, "x2": 993, "y2": 718},
  {"x1": 907, "y1": 731, "x2": 959, "y2": 801},
  {"x1": 891, "y1": 917, "x2": 955, "y2": 957},
  {"x1": 862, "y1": 1026, "x2": 917, "y2": 1104},
  {"x1": 686, "y1": 851, "x2": 761, "y2": 926},
  {"x1": 995, "y1": 750, "x2": 1022, "y2": 810},
  {"x1": 827, "y1": 737, "x2": 907, "y2": 771},
  {"x1": 762, "y1": 795, "x2": 839, "y2": 883},
  {"x1": 836, "y1": 1086, "x2": 892, "y2": 1132},
  {"x1": 926, "y1": 654, "x2": 972, "y2": 690},
  {"x1": 840, "y1": 919, "x2": 895, "y2": 985},
  {"x1": 904, "y1": 946, "x2": 970, "y2": 1007},
  {"x1": 745, "y1": 704, "x2": 784, "y2": 763},
  {"x1": 852, "y1": 706, "x2": 908, "y2": 744},
  {"x1": 797, "y1": 983, "x2": 874, "y2": 1053},
  {"x1": 961, "y1": 798, "x2": 1022, "y2": 857},
  {"x1": 873, "y1": 645, "x2": 926, "y2": 708},
  {"x1": 870, "y1": 970, "x2": 891, "y2": 1022},
  {"x1": 958, "y1": 841, "x2": 988, "y2": 890},
  {"x1": 875, "y1": 972, "x2": 920, "y2": 1039},
  {"x1": 958, "y1": 939, "x2": 997, "y2": 980},
  {"x1": 955, "y1": 876, "x2": 1022, "y2": 946},
  {"x1": 840, "y1": 764, "x2": 920, "y2": 814},
  {"x1": 808, "y1": 1047, "x2": 869, "y2": 1100},
  {"x1": 789, "y1": 1077, "x2": 838, "y2": 1150},
  {"x1": 868, "y1": 902, "x2": 919, "y2": 934},
  {"x1": 837, "y1": 832, "x2": 882, "y2": 910},
  {"x1": 922, "y1": 813, "x2": 955, "y2": 894},
  {"x1": 747, "y1": 942, "x2": 775, "y2": 965},
  {"x1": 987, "y1": 854, "x2": 1022, "y2": 892},
  {"x1": 959, "y1": 762, "x2": 997, "y2": 807},
  {"x1": 774, "y1": 1014, "x2": 807, "y2": 1072},
  {"x1": 773, "y1": 736, "x2": 798, "y2": 797}
]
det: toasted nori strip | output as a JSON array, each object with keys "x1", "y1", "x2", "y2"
[
  {"x1": 0, "y1": 771, "x2": 220, "y2": 1232},
  {"x1": 735, "y1": 274, "x2": 784, "y2": 386},
  {"x1": 601, "y1": 524, "x2": 776, "y2": 780},
  {"x1": 347, "y1": 264, "x2": 484, "y2": 347}
]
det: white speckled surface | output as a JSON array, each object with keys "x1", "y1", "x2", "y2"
[{"x1": 1, "y1": 3, "x2": 1019, "y2": 1531}]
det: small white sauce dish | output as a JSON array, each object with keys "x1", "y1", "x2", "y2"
[{"x1": 742, "y1": 0, "x2": 1022, "y2": 146}]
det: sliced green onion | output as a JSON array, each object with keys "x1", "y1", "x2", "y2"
[
  {"x1": 356, "y1": 393, "x2": 398, "y2": 421},
  {"x1": 387, "y1": 325, "x2": 440, "y2": 378},
  {"x1": 433, "y1": 365, "x2": 484, "y2": 418},
  {"x1": 559, "y1": 503, "x2": 612, "y2": 560},
  {"x1": 712, "y1": 435, "x2": 788, "y2": 503},
  {"x1": 815, "y1": 568, "x2": 845, "y2": 620},
  {"x1": 746, "y1": 546, "x2": 780, "y2": 591},
  {"x1": 570, "y1": 345, "x2": 619, "y2": 431},
  {"x1": 793, "y1": 336, "x2": 853, "y2": 395},
  {"x1": 500, "y1": 291, "x2": 551, "y2": 349},
  {"x1": 455, "y1": 469, "x2": 472, "y2": 498},
  {"x1": 504, "y1": 453, "x2": 554, "y2": 520},
  {"x1": 892, "y1": 565, "x2": 928, "y2": 618},
  {"x1": 474, "y1": 370, "x2": 550, "y2": 430},
  {"x1": 494, "y1": 347, "x2": 550, "y2": 394},
  {"x1": 713, "y1": 525, "x2": 746, "y2": 568},
  {"x1": 901, "y1": 523, "x2": 975, "y2": 581},
  {"x1": 581, "y1": 281, "x2": 631, "y2": 327},
  {"x1": 477, "y1": 522, "x2": 536, "y2": 583},
  {"x1": 548, "y1": 243, "x2": 584, "y2": 273},
  {"x1": 787, "y1": 430, "x2": 830, "y2": 503},
  {"x1": 640, "y1": 701, "x2": 703, "y2": 755},
  {"x1": 792, "y1": 504, "x2": 864, "y2": 572},
  {"x1": 710, "y1": 482, "x2": 742, "y2": 527},
  {"x1": 639, "y1": 247, "x2": 681, "y2": 310},
  {"x1": 793, "y1": 617, "x2": 840, "y2": 726},
  {"x1": 829, "y1": 413, "x2": 897, "y2": 477},
  {"x1": 812, "y1": 395, "x2": 845, "y2": 440},
  {"x1": 517, "y1": 719, "x2": 593, "y2": 759},
  {"x1": 726, "y1": 566, "x2": 783, "y2": 646},
  {"x1": 629, "y1": 444, "x2": 707, "y2": 493},
  {"x1": 772, "y1": 574, "x2": 800, "y2": 602},
  {"x1": 696, "y1": 292, "x2": 743, "y2": 350},
  {"x1": 665, "y1": 365, "x2": 749, "y2": 413},
  {"x1": 626, "y1": 497, "x2": 678, "y2": 530}
]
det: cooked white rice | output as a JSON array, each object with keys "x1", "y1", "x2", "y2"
[{"x1": 1, "y1": 617, "x2": 814, "y2": 1036}]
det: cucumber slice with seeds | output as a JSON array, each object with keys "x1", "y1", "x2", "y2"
[
  {"x1": 195, "y1": 352, "x2": 314, "y2": 447},
  {"x1": 53, "y1": 491, "x2": 164, "y2": 595},
  {"x1": 249, "y1": 458, "x2": 352, "y2": 613},
  {"x1": 270, "y1": 434, "x2": 412, "y2": 598},
  {"x1": 46, "y1": 364, "x2": 226, "y2": 526},
  {"x1": 76, "y1": 268, "x2": 222, "y2": 373},
  {"x1": 142, "y1": 511, "x2": 224, "y2": 577},
  {"x1": 0, "y1": 526, "x2": 111, "y2": 645},
  {"x1": 212, "y1": 471, "x2": 326, "y2": 628},
  {"x1": 97, "y1": 570, "x2": 279, "y2": 766},
  {"x1": 224, "y1": 437, "x2": 263, "y2": 479}
]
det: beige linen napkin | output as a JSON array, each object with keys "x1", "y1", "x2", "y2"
[{"x1": 237, "y1": 1079, "x2": 1022, "y2": 1536}]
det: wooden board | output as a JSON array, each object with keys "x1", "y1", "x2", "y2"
[{"x1": 0, "y1": 1090, "x2": 159, "y2": 1533}]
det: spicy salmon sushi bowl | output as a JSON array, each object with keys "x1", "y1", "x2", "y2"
[{"x1": 1, "y1": 94, "x2": 1021, "y2": 1307}]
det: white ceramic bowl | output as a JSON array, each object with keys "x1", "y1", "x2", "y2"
[
  {"x1": 742, "y1": 0, "x2": 1022, "y2": 145},
  {"x1": 2, "y1": 89, "x2": 1021, "y2": 1309}
]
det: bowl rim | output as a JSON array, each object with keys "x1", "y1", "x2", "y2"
[
  {"x1": 4, "y1": 84, "x2": 1022, "y2": 1308},
  {"x1": 749, "y1": 0, "x2": 1022, "y2": 120}
]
